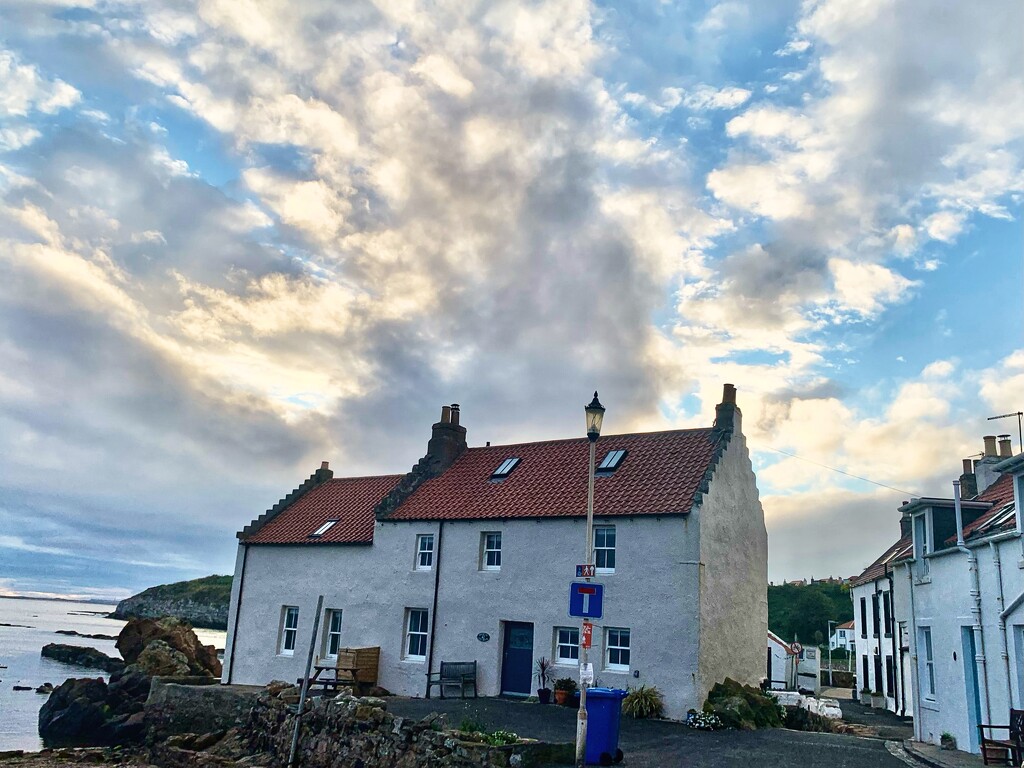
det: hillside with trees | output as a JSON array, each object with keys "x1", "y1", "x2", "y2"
[{"x1": 768, "y1": 580, "x2": 853, "y2": 646}]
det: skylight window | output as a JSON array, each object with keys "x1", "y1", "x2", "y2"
[
  {"x1": 310, "y1": 520, "x2": 338, "y2": 537},
  {"x1": 597, "y1": 449, "x2": 627, "y2": 472},
  {"x1": 491, "y1": 457, "x2": 521, "y2": 479}
]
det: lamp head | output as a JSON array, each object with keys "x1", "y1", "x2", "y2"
[{"x1": 585, "y1": 391, "x2": 605, "y2": 442}]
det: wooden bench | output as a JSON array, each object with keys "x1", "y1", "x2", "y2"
[
  {"x1": 979, "y1": 709, "x2": 1024, "y2": 765},
  {"x1": 426, "y1": 661, "x2": 478, "y2": 699}
]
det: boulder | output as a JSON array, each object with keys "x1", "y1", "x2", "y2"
[
  {"x1": 40, "y1": 643, "x2": 125, "y2": 674},
  {"x1": 128, "y1": 639, "x2": 192, "y2": 677},
  {"x1": 116, "y1": 617, "x2": 221, "y2": 678},
  {"x1": 38, "y1": 677, "x2": 113, "y2": 746}
]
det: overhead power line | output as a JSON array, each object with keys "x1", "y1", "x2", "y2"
[{"x1": 761, "y1": 445, "x2": 921, "y2": 497}]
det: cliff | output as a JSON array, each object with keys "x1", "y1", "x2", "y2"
[{"x1": 110, "y1": 575, "x2": 231, "y2": 630}]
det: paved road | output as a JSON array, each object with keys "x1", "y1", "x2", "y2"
[{"x1": 387, "y1": 697, "x2": 909, "y2": 767}]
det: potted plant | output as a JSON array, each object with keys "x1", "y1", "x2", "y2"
[
  {"x1": 554, "y1": 677, "x2": 578, "y2": 706},
  {"x1": 536, "y1": 657, "x2": 552, "y2": 704},
  {"x1": 871, "y1": 689, "x2": 886, "y2": 708},
  {"x1": 940, "y1": 732, "x2": 957, "y2": 751}
]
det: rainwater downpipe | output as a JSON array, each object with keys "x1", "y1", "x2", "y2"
[
  {"x1": 426, "y1": 520, "x2": 444, "y2": 692},
  {"x1": 989, "y1": 539, "x2": 1013, "y2": 710},
  {"x1": 956, "y1": 480, "x2": 992, "y2": 730}
]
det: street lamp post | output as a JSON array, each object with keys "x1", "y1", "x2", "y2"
[{"x1": 576, "y1": 392, "x2": 605, "y2": 768}]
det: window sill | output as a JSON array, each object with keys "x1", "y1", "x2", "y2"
[
  {"x1": 414, "y1": 567, "x2": 433, "y2": 573},
  {"x1": 604, "y1": 667, "x2": 629, "y2": 674},
  {"x1": 554, "y1": 660, "x2": 580, "y2": 667},
  {"x1": 920, "y1": 699, "x2": 939, "y2": 712},
  {"x1": 278, "y1": 652, "x2": 295, "y2": 658},
  {"x1": 596, "y1": 569, "x2": 615, "y2": 576},
  {"x1": 914, "y1": 575, "x2": 932, "y2": 585},
  {"x1": 401, "y1": 657, "x2": 426, "y2": 664}
]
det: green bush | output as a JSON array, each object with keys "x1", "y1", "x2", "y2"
[
  {"x1": 623, "y1": 685, "x2": 665, "y2": 719},
  {"x1": 703, "y1": 678, "x2": 784, "y2": 730}
]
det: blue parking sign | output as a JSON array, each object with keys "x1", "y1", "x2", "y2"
[{"x1": 568, "y1": 581, "x2": 604, "y2": 619}]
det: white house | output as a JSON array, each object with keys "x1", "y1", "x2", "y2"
[
  {"x1": 829, "y1": 620, "x2": 856, "y2": 652},
  {"x1": 222, "y1": 385, "x2": 768, "y2": 719},
  {"x1": 852, "y1": 434, "x2": 1023, "y2": 754},
  {"x1": 767, "y1": 630, "x2": 796, "y2": 690}
]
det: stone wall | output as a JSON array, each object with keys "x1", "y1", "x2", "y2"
[{"x1": 244, "y1": 692, "x2": 573, "y2": 768}]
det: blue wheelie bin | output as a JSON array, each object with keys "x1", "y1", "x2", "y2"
[{"x1": 585, "y1": 687, "x2": 627, "y2": 765}]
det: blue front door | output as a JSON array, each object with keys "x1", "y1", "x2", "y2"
[{"x1": 501, "y1": 622, "x2": 534, "y2": 695}]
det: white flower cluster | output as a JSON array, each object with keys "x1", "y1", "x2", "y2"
[{"x1": 685, "y1": 711, "x2": 724, "y2": 731}]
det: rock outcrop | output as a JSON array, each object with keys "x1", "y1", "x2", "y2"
[
  {"x1": 38, "y1": 617, "x2": 218, "y2": 747},
  {"x1": 41, "y1": 643, "x2": 125, "y2": 674},
  {"x1": 117, "y1": 617, "x2": 221, "y2": 678},
  {"x1": 110, "y1": 575, "x2": 230, "y2": 630}
]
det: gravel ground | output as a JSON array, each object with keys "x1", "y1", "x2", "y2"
[
  {"x1": 838, "y1": 700, "x2": 915, "y2": 741},
  {"x1": 387, "y1": 696, "x2": 911, "y2": 767}
]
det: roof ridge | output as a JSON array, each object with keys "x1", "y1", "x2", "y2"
[
  {"x1": 465, "y1": 426, "x2": 715, "y2": 451},
  {"x1": 328, "y1": 473, "x2": 405, "y2": 482}
]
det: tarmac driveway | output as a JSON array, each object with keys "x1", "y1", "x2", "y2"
[{"x1": 387, "y1": 696, "x2": 909, "y2": 767}]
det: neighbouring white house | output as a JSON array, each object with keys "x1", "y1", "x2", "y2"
[
  {"x1": 829, "y1": 620, "x2": 856, "y2": 652},
  {"x1": 767, "y1": 630, "x2": 796, "y2": 690},
  {"x1": 222, "y1": 385, "x2": 768, "y2": 719},
  {"x1": 852, "y1": 433, "x2": 1023, "y2": 754}
]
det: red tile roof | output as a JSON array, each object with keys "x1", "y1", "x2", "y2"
[
  {"x1": 384, "y1": 428, "x2": 723, "y2": 521},
  {"x1": 244, "y1": 475, "x2": 402, "y2": 545},
  {"x1": 851, "y1": 535, "x2": 912, "y2": 587},
  {"x1": 852, "y1": 473, "x2": 1018, "y2": 586},
  {"x1": 837, "y1": 620, "x2": 854, "y2": 630},
  {"x1": 959, "y1": 473, "x2": 1016, "y2": 540}
]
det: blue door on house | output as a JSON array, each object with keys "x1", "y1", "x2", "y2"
[
  {"x1": 501, "y1": 622, "x2": 534, "y2": 696},
  {"x1": 963, "y1": 627, "x2": 982, "y2": 753}
]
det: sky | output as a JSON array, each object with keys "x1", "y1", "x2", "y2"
[{"x1": 0, "y1": 0, "x2": 1021, "y2": 601}]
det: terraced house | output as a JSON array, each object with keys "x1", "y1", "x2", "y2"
[
  {"x1": 852, "y1": 435, "x2": 1024, "y2": 755},
  {"x1": 222, "y1": 385, "x2": 768, "y2": 718}
]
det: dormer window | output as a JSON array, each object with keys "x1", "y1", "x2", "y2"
[
  {"x1": 597, "y1": 449, "x2": 627, "y2": 473},
  {"x1": 491, "y1": 457, "x2": 520, "y2": 479},
  {"x1": 310, "y1": 520, "x2": 338, "y2": 537}
]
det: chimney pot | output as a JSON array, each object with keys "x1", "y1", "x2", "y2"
[
  {"x1": 722, "y1": 383, "x2": 737, "y2": 405},
  {"x1": 998, "y1": 435, "x2": 1013, "y2": 458},
  {"x1": 450, "y1": 403, "x2": 460, "y2": 427},
  {"x1": 962, "y1": 458, "x2": 973, "y2": 475},
  {"x1": 320, "y1": 461, "x2": 330, "y2": 470},
  {"x1": 441, "y1": 405, "x2": 451, "y2": 424},
  {"x1": 984, "y1": 435, "x2": 998, "y2": 457}
]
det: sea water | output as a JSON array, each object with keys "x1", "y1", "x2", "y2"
[{"x1": 0, "y1": 596, "x2": 226, "y2": 752}]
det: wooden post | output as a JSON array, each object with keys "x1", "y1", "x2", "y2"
[{"x1": 288, "y1": 595, "x2": 324, "y2": 768}]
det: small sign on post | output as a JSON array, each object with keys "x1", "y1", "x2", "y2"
[
  {"x1": 576, "y1": 564, "x2": 596, "y2": 578},
  {"x1": 580, "y1": 662, "x2": 594, "y2": 686},
  {"x1": 581, "y1": 621, "x2": 593, "y2": 649}
]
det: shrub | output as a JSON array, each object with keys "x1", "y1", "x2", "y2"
[
  {"x1": 554, "y1": 677, "x2": 578, "y2": 693},
  {"x1": 703, "y1": 678, "x2": 784, "y2": 730},
  {"x1": 623, "y1": 685, "x2": 665, "y2": 719},
  {"x1": 536, "y1": 657, "x2": 552, "y2": 689},
  {"x1": 459, "y1": 717, "x2": 486, "y2": 734}
]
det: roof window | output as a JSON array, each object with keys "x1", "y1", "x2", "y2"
[
  {"x1": 491, "y1": 457, "x2": 521, "y2": 479},
  {"x1": 310, "y1": 520, "x2": 338, "y2": 537},
  {"x1": 597, "y1": 449, "x2": 627, "y2": 473}
]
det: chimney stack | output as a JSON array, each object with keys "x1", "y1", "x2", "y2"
[
  {"x1": 984, "y1": 435, "x2": 998, "y2": 457},
  {"x1": 976, "y1": 436, "x2": 1003, "y2": 494},
  {"x1": 998, "y1": 435, "x2": 1013, "y2": 458},
  {"x1": 714, "y1": 383, "x2": 742, "y2": 435},
  {"x1": 426, "y1": 403, "x2": 467, "y2": 474},
  {"x1": 959, "y1": 458, "x2": 978, "y2": 499}
]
